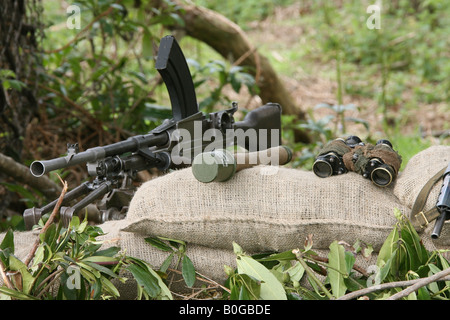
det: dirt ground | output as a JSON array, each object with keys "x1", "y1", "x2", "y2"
[{"x1": 241, "y1": 4, "x2": 449, "y2": 140}]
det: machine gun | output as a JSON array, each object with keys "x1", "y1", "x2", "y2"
[{"x1": 24, "y1": 35, "x2": 282, "y2": 229}]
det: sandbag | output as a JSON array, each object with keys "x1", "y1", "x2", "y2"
[
  {"x1": 394, "y1": 145, "x2": 450, "y2": 248},
  {"x1": 123, "y1": 165, "x2": 410, "y2": 253},
  {"x1": 2, "y1": 145, "x2": 449, "y2": 297}
]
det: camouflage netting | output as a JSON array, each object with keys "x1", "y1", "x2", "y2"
[{"x1": 1, "y1": 145, "x2": 449, "y2": 298}]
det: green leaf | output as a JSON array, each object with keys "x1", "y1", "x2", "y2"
[
  {"x1": 256, "y1": 250, "x2": 296, "y2": 262},
  {"x1": 83, "y1": 261, "x2": 118, "y2": 279},
  {"x1": 160, "y1": 253, "x2": 174, "y2": 273},
  {"x1": 344, "y1": 251, "x2": 356, "y2": 275},
  {"x1": 327, "y1": 241, "x2": 347, "y2": 298},
  {"x1": 230, "y1": 283, "x2": 240, "y2": 300},
  {"x1": 376, "y1": 249, "x2": 396, "y2": 284},
  {"x1": 236, "y1": 255, "x2": 287, "y2": 300},
  {"x1": 78, "y1": 262, "x2": 101, "y2": 279},
  {"x1": 69, "y1": 216, "x2": 80, "y2": 230},
  {"x1": 0, "y1": 229, "x2": 14, "y2": 252},
  {"x1": 377, "y1": 224, "x2": 399, "y2": 268},
  {"x1": 127, "y1": 263, "x2": 161, "y2": 298},
  {"x1": 233, "y1": 242, "x2": 244, "y2": 255},
  {"x1": 93, "y1": 246, "x2": 120, "y2": 257},
  {"x1": 182, "y1": 255, "x2": 196, "y2": 287},
  {"x1": 142, "y1": 29, "x2": 153, "y2": 60},
  {"x1": 239, "y1": 285, "x2": 251, "y2": 300},
  {"x1": 287, "y1": 261, "x2": 305, "y2": 283},
  {"x1": 31, "y1": 246, "x2": 45, "y2": 269},
  {"x1": 238, "y1": 274, "x2": 261, "y2": 300},
  {"x1": 82, "y1": 256, "x2": 118, "y2": 264},
  {"x1": 4, "y1": 79, "x2": 26, "y2": 91},
  {"x1": 9, "y1": 255, "x2": 35, "y2": 295},
  {"x1": 0, "y1": 286, "x2": 38, "y2": 300},
  {"x1": 76, "y1": 219, "x2": 88, "y2": 234},
  {"x1": 146, "y1": 266, "x2": 172, "y2": 300},
  {"x1": 0, "y1": 69, "x2": 16, "y2": 78},
  {"x1": 427, "y1": 264, "x2": 441, "y2": 294},
  {"x1": 100, "y1": 276, "x2": 120, "y2": 298},
  {"x1": 437, "y1": 252, "x2": 450, "y2": 290},
  {"x1": 144, "y1": 237, "x2": 174, "y2": 252}
]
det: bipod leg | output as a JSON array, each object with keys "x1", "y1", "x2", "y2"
[
  {"x1": 60, "y1": 180, "x2": 114, "y2": 227},
  {"x1": 24, "y1": 182, "x2": 91, "y2": 230}
]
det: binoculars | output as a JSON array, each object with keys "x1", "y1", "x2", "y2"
[{"x1": 313, "y1": 135, "x2": 402, "y2": 187}]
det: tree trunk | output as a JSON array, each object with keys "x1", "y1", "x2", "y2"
[
  {"x1": 0, "y1": 0, "x2": 42, "y2": 160},
  {"x1": 0, "y1": 153, "x2": 62, "y2": 199},
  {"x1": 175, "y1": 3, "x2": 310, "y2": 143}
]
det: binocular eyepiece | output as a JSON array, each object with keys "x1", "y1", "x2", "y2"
[
  {"x1": 363, "y1": 157, "x2": 396, "y2": 187},
  {"x1": 313, "y1": 151, "x2": 347, "y2": 178},
  {"x1": 312, "y1": 136, "x2": 362, "y2": 178},
  {"x1": 313, "y1": 136, "x2": 402, "y2": 187}
]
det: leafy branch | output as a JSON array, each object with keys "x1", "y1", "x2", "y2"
[
  {"x1": 0, "y1": 178, "x2": 173, "y2": 300},
  {"x1": 223, "y1": 209, "x2": 450, "y2": 300},
  {"x1": 338, "y1": 269, "x2": 450, "y2": 300}
]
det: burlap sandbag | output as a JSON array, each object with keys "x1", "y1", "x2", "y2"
[
  {"x1": 1, "y1": 145, "x2": 448, "y2": 298},
  {"x1": 394, "y1": 145, "x2": 450, "y2": 248},
  {"x1": 123, "y1": 165, "x2": 410, "y2": 253}
]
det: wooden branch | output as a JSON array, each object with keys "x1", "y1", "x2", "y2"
[
  {"x1": 24, "y1": 177, "x2": 68, "y2": 267},
  {"x1": 386, "y1": 267, "x2": 450, "y2": 300},
  {"x1": 337, "y1": 270, "x2": 450, "y2": 300},
  {"x1": 0, "y1": 152, "x2": 61, "y2": 199},
  {"x1": 0, "y1": 259, "x2": 14, "y2": 290}
]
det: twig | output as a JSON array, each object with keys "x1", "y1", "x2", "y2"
[
  {"x1": 24, "y1": 175, "x2": 68, "y2": 267},
  {"x1": 386, "y1": 267, "x2": 450, "y2": 300},
  {"x1": 292, "y1": 249, "x2": 334, "y2": 300},
  {"x1": 0, "y1": 259, "x2": 14, "y2": 290},
  {"x1": 195, "y1": 270, "x2": 231, "y2": 294},
  {"x1": 338, "y1": 272, "x2": 450, "y2": 300},
  {"x1": 167, "y1": 268, "x2": 231, "y2": 294},
  {"x1": 308, "y1": 255, "x2": 370, "y2": 278},
  {"x1": 35, "y1": 268, "x2": 65, "y2": 299}
]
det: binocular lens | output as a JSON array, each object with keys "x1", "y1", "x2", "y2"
[
  {"x1": 371, "y1": 166, "x2": 393, "y2": 187},
  {"x1": 313, "y1": 160, "x2": 333, "y2": 178}
]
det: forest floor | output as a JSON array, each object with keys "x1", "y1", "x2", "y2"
[{"x1": 240, "y1": 4, "x2": 449, "y2": 143}]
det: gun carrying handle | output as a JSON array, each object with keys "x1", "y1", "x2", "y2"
[{"x1": 235, "y1": 146, "x2": 292, "y2": 172}]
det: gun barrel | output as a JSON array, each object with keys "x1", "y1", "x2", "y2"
[
  {"x1": 30, "y1": 132, "x2": 168, "y2": 177},
  {"x1": 431, "y1": 211, "x2": 448, "y2": 239}
]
